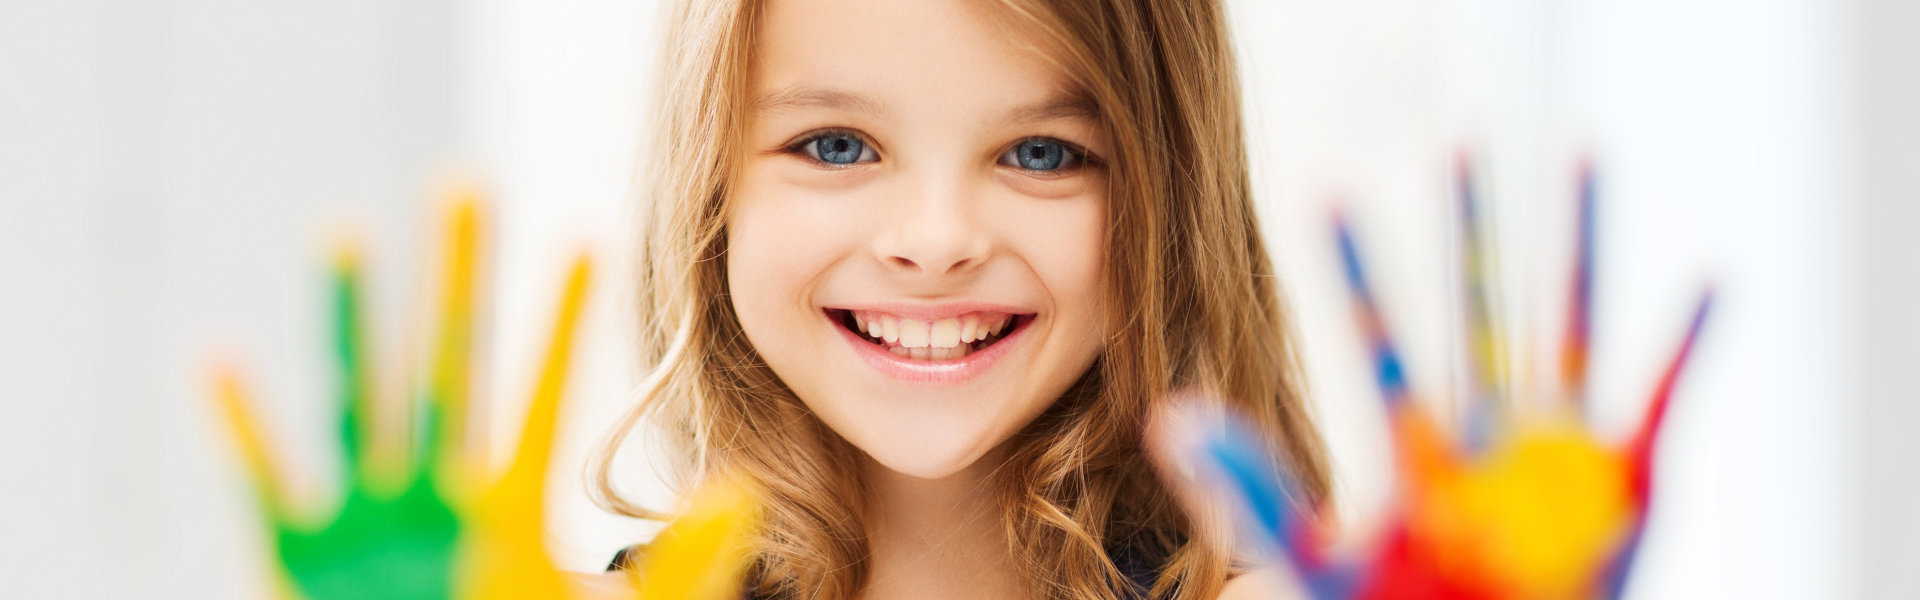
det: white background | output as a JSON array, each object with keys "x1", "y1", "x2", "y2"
[{"x1": 2, "y1": 0, "x2": 1911, "y2": 597}]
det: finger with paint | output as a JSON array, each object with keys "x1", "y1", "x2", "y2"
[
  {"x1": 213, "y1": 245, "x2": 463, "y2": 600},
  {"x1": 210, "y1": 193, "x2": 479, "y2": 600}
]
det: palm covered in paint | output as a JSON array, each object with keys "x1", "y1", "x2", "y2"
[
  {"x1": 1157, "y1": 160, "x2": 1713, "y2": 599},
  {"x1": 215, "y1": 197, "x2": 588, "y2": 599},
  {"x1": 266, "y1": 435, "x2": 464, "y2": 599},
  {"x1": 214, "y1": 195, "x2": 759, "y2": 600},
  {"x1": 216, "y1": 250, "x2": 473, "y2": 599}
]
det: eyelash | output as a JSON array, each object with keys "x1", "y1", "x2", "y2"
[
  {"x1": 781, "y1": 128, "x2": 874, "y2": 169},
  {"x1": 1001, "y1": 136, "x2": 1099, "y2": 176},
  {"x1": 779, "y1": 129, "x2": 1103, "y2": 174}
]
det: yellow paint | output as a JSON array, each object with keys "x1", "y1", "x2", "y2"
[
  {"x1": 460, "y1": 256, "x2": 594, "y2": 600},
  {"x1": 633, "y1": 476, "x2": 762, "y2": 600},
  {"x1": 433, "y1": 193, "x2": 479, "y2": 481},
  {"x1": 1408, "y1": 421, "x2": 1631, "y2": 597},
  {"x1": 212, "y1": 367, "x2": 286, "y2": 519}
]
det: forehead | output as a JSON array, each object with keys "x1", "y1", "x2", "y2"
[{"x1": 750, "y1": 0, "x2": 1089, "y2": 125}]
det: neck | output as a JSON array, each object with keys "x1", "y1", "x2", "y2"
[{"x1": 857, "y1": 448, "x2": 1029, "y2": 600}]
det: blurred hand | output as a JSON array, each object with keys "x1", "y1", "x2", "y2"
[
  {"x1": 212, "y1": 196, "x2": 600, "y2": 599},
  {"x1": 1140, "y1": 161, "x2": 1713, "y2": 600}
]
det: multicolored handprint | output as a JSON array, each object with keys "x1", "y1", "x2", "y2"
[
  {"x1": 214, "y1": 204, "x2": 475, "y2": 599},
  {"x1": 211, "y1": 191, "x2": 758, "y2": 600},
  {"x1": 1158, "y1": 158, "x2": 1713, "y2": 599}
]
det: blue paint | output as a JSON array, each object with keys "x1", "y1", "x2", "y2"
[{"x1": 1200, "y1": 419, "x2": 1358, "y2": 599}]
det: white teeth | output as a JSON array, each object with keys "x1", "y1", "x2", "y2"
[
  {"x1": 843, "y1": 309, "x2": 1018, "y2": 355},
  {"x1": 878, "y1": 343, "x2": 978, "y2": 362},
  {"x1": 929, "y1": 318, "x2": 960, "y2": 348},
  {"x1": 898, "y1": 319, "x2": 930, "y2": 348}
]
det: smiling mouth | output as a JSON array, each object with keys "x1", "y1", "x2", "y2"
[{"x1": 827, "y1": 309, "x2": 1030, "y2": 361}]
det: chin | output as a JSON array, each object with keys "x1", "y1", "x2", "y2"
[
  {"x1": 863, "y1": 444, "x2": 987, "y2": 480},
  {"x1": 843, "y1": 409, "x2": 1006, "y2": 480}
]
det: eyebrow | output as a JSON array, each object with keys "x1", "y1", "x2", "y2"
[
  {"x1": 751, "y1": 86, "x2": 887, "y2": 116},
  {"x1": 1000, "y1": 93, "x2": 1099, "y2": 127},
  {"x1": 751, "y1": 85, "x2": 1099, "y2": 126}
]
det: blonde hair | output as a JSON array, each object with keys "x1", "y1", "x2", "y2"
[{"x1": 591, "y1": 1, "x2": 1330, "y2": 598}]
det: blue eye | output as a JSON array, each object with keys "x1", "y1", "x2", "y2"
[
  {"x1": 801, "y1": 132, "x2": 876, "y2": 165},
  {"x1": 1002, "y1": 138, "x2": 1080, "y2": 172}
]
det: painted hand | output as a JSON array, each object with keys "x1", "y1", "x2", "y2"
[
  {"x1": 211, "y1": 198, "x2": 487, "y2": 599},
  {"x1": 1151, "y1": 159, "x2": 1713, "y2": 600},
  {"x1": 211, "y1": 193, "x2": 590, "y2": 599},
  {"x1": 211, "y1": 192, "x2": 768, "y2": 600}
]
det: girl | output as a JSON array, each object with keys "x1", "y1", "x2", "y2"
[{"x1": 592, "y1": 0, "x2": 1329, "y2": 598}]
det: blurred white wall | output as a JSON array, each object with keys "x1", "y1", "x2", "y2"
[
  {"x1": 3, "y1": 0, "x2": 1913, "y2": 598},
  {"x1": 2, "y1": 1, "x2": 460, "y2": 597}
]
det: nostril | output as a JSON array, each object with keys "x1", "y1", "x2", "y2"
[{"x1": 886, "y1": 255, "x2": 977, "y2": 274}]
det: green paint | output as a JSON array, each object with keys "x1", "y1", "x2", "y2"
[{"x1": 260, "y1": 260, "x2": 463, "y2": 600}]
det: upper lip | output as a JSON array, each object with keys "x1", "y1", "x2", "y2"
[{"x1": 823, "y1": 302, "x2": 1037, "y2": 321}]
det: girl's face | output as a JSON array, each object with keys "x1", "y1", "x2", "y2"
[{"x1": 727, "y1": 0, "x2": 1109, "y2": 479}]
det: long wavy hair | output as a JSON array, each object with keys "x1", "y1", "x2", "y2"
[{"x1": 590, "y1": 1, "x2": 1330, "y2": 598}]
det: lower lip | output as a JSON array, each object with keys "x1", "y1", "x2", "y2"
[{"x1": 828, "y1": 311, "x2": 1029, "y2": 385}]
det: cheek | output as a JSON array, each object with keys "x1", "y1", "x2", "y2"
[
  {"x1": 1004, "y1": 191, "x2": 1108, "y2": 326},
  {"x1": 725, "y1": 172, "x2": 857, "y2": 344}
]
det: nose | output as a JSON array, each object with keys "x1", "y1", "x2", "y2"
[{"x1": 871, "y1": 175, "x2": 991, "y2": 278}]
